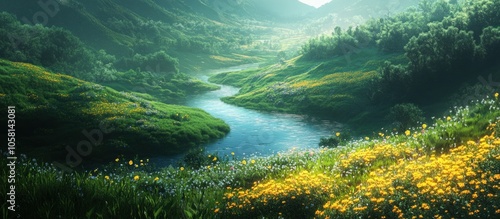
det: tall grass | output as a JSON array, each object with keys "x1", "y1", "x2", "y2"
[{"x1": 1, "y1": 93, "x2": 499, "y2": 218}]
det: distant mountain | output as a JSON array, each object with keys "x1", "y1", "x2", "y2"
[
  {"x1": 314, "y1": 0, "x2": 420, "y2": 19},
  {"x1": 200, "y1": 0, "x2": 315, "y2": 21},
  {"x1": 251, "y1": 0, "x2": 316, "y2": 19}
]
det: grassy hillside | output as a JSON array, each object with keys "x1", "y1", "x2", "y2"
[
  {"x1": 209, "y1": 48, "x2": 407, "y2": 132},
  {"x1": 2, "y1": 92, "x2": 499, "y2": 218},
  {"x1": 0, "y1": 59, "x2": 229, "y2": 163}
]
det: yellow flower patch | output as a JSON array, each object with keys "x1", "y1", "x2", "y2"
[{"x1": 317, "y1": 132, "x2": 500, "y2": 218}]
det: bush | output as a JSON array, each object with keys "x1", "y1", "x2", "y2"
[
  {"x1": 182, "y1": 147, "x2": 212, "y2": 169},
  {"x1": 387, "y1": 103, "x2": 424, "y2": 132},
  {"x1": 319, "y1": 132, "x2": 352, "y2": 148}
]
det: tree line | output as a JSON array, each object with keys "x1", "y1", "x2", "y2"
[{"x1": 300, "y1": 0, "x2": 500, "y2": 103}]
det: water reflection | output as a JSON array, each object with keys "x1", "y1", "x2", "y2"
[{"x1": 183, "y1": 64, "x2": 342, "y2": 157}]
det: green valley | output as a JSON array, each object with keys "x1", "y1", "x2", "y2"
[{"x1": 1, "y1": 0, "x2": 500, "y2": 218}]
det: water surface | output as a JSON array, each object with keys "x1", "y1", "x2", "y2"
[
  {"x1": 185, "y1": 64, "x2": 342, "y2": 155},
  {"x1": 154, "y1": 64, "x2": 342, "y2": 165}
]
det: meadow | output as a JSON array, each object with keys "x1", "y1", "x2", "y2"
[
  {"x1": 2, "y1": 92, "x2": 499, "y2": 218},
  {"x1": 0, "y1": 59, "x2": 230, "y2": 162},
  {"x1": 209, "y1": 49, "x2": 408, "y2": 133}
]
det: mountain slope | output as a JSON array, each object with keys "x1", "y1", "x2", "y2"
[{"x1": 0, "y1": 0, "x2": 273, "y2": 64}]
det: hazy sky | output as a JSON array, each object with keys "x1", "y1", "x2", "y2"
[{"x1": 299, "y1": 0, "x2": 332, "y2": 8}]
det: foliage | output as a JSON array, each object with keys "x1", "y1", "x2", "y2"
[
  {"x1": 479, "y1": 26, "x2": 500, "y2": 62},
  {"x1": 297, "y1": 0, "x2": 500, "y2": 106},
  {"x1": 387, "y1": 103, "x2": 425, "y2": 132},
  {"x1": 0, "y1": 12, "x2": 95, "y2": 75},
  {"x1": 375, "y1": 0, "x2": 500, "y2": 102},
  {"x1": 115, "y1": 51, "x2": 179, "y2": 75},
  {"x1": 300, "y1": 26, "x2": 374, "y2": 59},
  {"x1": 319, "y1": 132, "x2": 352, "y2": 148}
]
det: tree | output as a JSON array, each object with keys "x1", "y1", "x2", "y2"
[
  {"x1": 479, "y1": 26, "x2": 500, "y2": 62},
  {"x1": 387, "y1": 103, "x2": 424, "y2": 132},
  {"x1": 405, "y1": 23, "x2": 476, "y2": 81},
  {"x1": 378, "y1": 61, "x2": 411, "y2": 101},
  {"x1": 465, "y1": 0, "x2": 500, "y2": 39}
]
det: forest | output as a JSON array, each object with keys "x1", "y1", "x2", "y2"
[{"x1": 1, "y1": 0, "x2": 500, "y2": 218}]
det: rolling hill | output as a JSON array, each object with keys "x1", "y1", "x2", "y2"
[{"x1": 0, "y1": 59, "x2": 230, "y2": 164}]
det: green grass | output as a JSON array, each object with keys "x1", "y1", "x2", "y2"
[
  {"x1": 175, "y1": 51, "x2": 271, "y2": 73},
  {"x1": 209, "y1": 48, "x2": 406, "y2": 132},
  {"x1": 0, "y1": 59, "x2": 229, "y2": 163},
  {"x1": 100, "y1": 72, "x2": 220, "y2": 104},
  {"x1": 1, "y1": 91, "x2": 499, "y2": 219}
]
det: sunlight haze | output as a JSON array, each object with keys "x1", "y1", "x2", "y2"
[{"x1": 299, "y1": 0, "x2": 332, "y2": 8}]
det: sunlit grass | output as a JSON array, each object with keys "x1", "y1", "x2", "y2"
[
  {"x1": 2, "y1": 93, "x2": 499, "y2": 218},
  {"x1": 0, "y1": 59, "x2": 230, "y2": 160},
  {"x1": 210, "y1": 49, "x2": 400, "y2": 126}
]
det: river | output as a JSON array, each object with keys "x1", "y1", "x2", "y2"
[{"x1": 153, "y1": 64, "x2": 342, "y2": 165}]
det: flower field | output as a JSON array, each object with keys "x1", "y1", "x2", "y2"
[{"x1": 1, "y1": 93, "x2": 500, "y2": 218}]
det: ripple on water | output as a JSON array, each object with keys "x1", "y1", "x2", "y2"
[{"x1": 155, "y1": 64, "x2": 345, "y2": 166}]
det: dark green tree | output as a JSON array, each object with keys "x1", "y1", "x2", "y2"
[{"x1": 387, "y1": 103, "x2": 425, "y2": 132}]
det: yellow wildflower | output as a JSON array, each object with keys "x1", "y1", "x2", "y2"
[
  {"x1": 405, "y1": 130, "x2": 411, "y2": 136},
  {"x1": 422, "y1": 124, "x2": 427, "y2": 129},
  {"x1": 421, "y1": 203, "x2": 430, "y2": 210},
  {"x1": 180, "y1": 167, "x2": 185, "y2": 171},
  {"x1": 129, "y1": 160, "x2": 133, "y2": 165},
  {"x1": 336, "y1": 132, "x2": 341, "y2": 137},
  {"x1": 133, "y1": 175, "x2": 140, "y2": 181}
]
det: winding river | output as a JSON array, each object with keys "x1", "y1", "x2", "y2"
[
  {"x1": 189, "y1": 64, "x2": 341, "y2": 152},
  {"x1": 154, "y1": 64, "x2": 342, "y2": 165}
]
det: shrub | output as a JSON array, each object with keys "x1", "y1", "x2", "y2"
[{"x1": 387, "y1": 103, "x2": 424, "y2": 132}]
